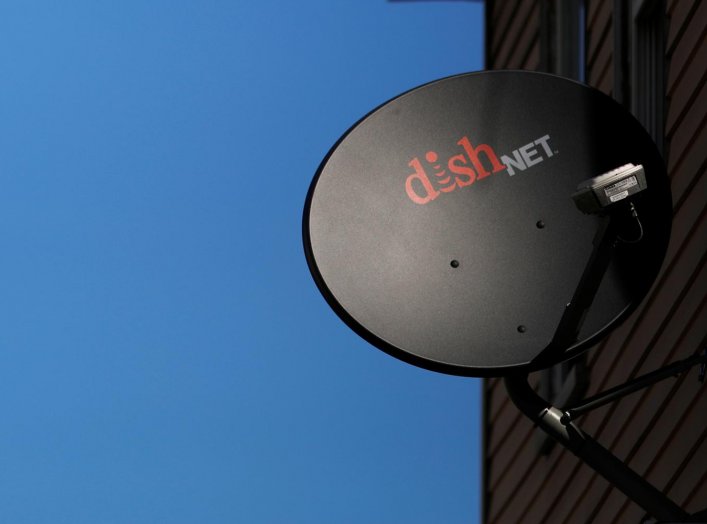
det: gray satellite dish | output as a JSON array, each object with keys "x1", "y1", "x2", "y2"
[{"x1": 303, "y1": 71, "x2": 704, "y2": 522}]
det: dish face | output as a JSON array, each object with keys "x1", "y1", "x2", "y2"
[{"x1": 304, "y1": 71, "x2": 671, "y2": 376}]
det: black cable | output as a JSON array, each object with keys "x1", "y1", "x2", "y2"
[{"x1": 617, "y1": 201, "x2": 644, "y2": 243}]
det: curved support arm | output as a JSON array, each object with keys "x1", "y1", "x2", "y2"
[{"x1": 504, "y1": 373, "x2": 689, "y2": 522}]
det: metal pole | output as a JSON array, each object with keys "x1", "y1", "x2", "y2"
[
  {"x1": 563, "y1": 351, "x2": 707, "y2": 422},
  {"x1": 504, "y1": 372, "x2": 689, "y2": 522},
  {"x1": 534, "y1": 218, "x2": 617, "y2": 367}
]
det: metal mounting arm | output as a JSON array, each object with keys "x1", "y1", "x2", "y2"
[
  {"x1": 533, "y1": 217, "x2": 618, "y2": 368},
  {"x1": 562, "y1": 350, "x2": 707, "y2": 423},
  {"x1": 504, "y1": 372, "x2": 691, "y2": 522}
]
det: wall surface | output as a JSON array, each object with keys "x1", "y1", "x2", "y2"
[{"x1": 483, "y1": 1, "x2": 707, "y2": 522}]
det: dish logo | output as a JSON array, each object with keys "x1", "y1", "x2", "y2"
[{"x1": 404, "y1": 134, "x2": 555, "y2": 204}]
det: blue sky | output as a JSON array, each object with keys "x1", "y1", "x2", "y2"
[{"x1": 0, "y1": 1, "x2": 485, "y2": 522}]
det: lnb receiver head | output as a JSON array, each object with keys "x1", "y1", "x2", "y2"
[{"x1": 572, "y1": 163, "x2": 647, "y2": 215}]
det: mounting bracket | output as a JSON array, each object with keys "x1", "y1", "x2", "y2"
[{"x1": 504, "y1": 352, "x2": 706, "y2": 523}]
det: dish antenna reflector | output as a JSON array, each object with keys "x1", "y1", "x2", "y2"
[{"x1": 304, "y1": 71, "x2": 670, "y2": 376}]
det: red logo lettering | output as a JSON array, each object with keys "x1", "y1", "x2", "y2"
[{"x1": 405, "y1": 136, "x2": 507, "y2": 204}]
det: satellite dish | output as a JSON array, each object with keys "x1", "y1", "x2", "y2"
[
  {"x1": 303, "y1": 71, "x2": 671, "y2": 376},
  {"x1": 303, "y1": 70, "x2": 704, "y2": 520}
]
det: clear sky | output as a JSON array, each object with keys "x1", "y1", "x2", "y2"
[{"x1": 0, "y1": 1, "x2": 484, "y2": 522}]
